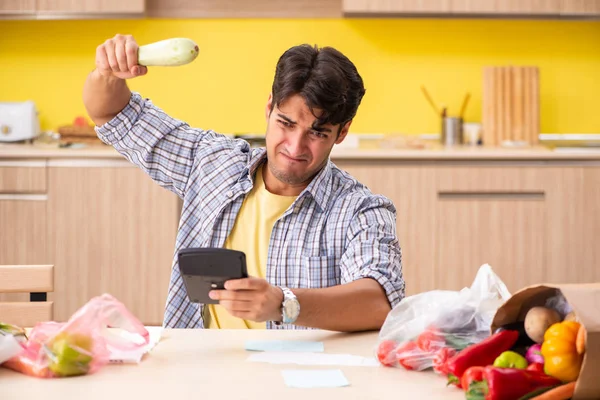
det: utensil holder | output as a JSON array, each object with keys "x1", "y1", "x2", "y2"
[{"x1": 441, "y1": 117, "x2": 463, "y2": 146}]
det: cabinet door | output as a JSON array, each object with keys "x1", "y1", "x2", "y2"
[
  {"x1": 335, "y1": 161, "x2": 438, "y2": 296},
  {"x1": 36, "y1": 0, "x2": 145, "y2": 14},
  {"x1": 435, "y1": 166, "x2": 547, "y2": 293},
  {"x1": 0, "y1": 163, "x2": 46, "y2": 193},
  {"x1": 0, "y1": 0, "x2": 35, "y2": 14},
  {"x1": 47, "y1": 163, "x2": 179, "y2": 324},
  {"x1": 451, "y1": 0, "x2": 560, "y2": 14},
  {"x1": 0, "y1": 195, "x2": 48, "y2": 302},
  {"x1": 583, "y1": 168, "x2": 600, "y2": 276},
  {"x1": 436, "y1": 194, "x2": 546, "y2": 293},
  {"x1": 343, "y1": 0, "x2": 451, "y2": 14},
  {"x1": 147, "y1": 0, "x2": 340, "y2": 18},
  {"x1": 560, "y1": 0, "x2": 600, "y2": 15},
  {"x1": 543, "y1": 167, "x2": 600, "y2": 284}
]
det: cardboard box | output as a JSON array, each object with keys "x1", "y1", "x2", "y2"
[{"x1": 491, "y1": 283, "x2": 600, "y2": 400}]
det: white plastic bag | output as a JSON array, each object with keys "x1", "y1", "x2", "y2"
[{"x1": 376, "y1": 264, "x2": 511, "y2": 372}]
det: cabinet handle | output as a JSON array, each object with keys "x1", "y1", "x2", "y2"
[
  {"x1": 438, "y1": 192, "x2": 545, "y2": 200},
  {"x1": 0, "y1": 194, "x2": 48, "y2": 201},
  {"x1": 0, "y1": 161, "x2": 46, "y2": 167}
]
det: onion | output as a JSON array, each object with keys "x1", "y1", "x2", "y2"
[{"x1": 525, "y1": 343, "x2": 544, "y2": 364}]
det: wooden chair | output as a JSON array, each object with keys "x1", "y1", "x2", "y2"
[{"x1": 0, "y1": 265, "x2": 54, "y2": 328}]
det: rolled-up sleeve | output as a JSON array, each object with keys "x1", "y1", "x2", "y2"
[
  {"x1": 95, "y1": 91, "x2": 224, "y2": 199},
  {"x1": 339, "y1": 195, "x2": 405, "y2": 308}
]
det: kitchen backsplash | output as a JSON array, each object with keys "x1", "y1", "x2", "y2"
[{"x1": 0, "y1": 18, "x2": 599, "y2": 135}]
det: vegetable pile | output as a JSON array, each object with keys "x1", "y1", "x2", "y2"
[
  {"x1": 376, "y1": 306, "x2": 491, "y2": 372},
  {"x1": 1, "y1": 293, "x2": 151, "y2": 379},
  {"x1": 1, "y1": 321, "x2": 95, "y2": 378},
  {"x1": 377, "y1": 303, "x2": 588, "y2": 400}
]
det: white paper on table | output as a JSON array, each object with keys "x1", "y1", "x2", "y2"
[
  {"x1": 0, "y1": 334, "x2": 23, "y2": 364},
  {"x1": 247, "y1": 351, "x2": 379, "y2": 367},
  {"x1": 107, "y1": 326, "x2": 164, "y2": 364},
  {"x1": 245, "y1": 340, "x2": 324, "y2": 353}
]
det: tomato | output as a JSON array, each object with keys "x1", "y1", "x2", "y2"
[
  {"x1": 416, "y1": 328, "x2": 445, "y2": 353},
  {"x1": 526, "y1": 362, "x2": 545, "y2": 373},
  {"x1": 433, "y1": 347, "x2": 457, "y2": 375},
  {"x1": 376, "y1": 340, "x2": 398, "y2": 367},
  {"x1": 73, "y1": 116, "x2": 88, "y2": 127},
  {"x1": 396, "y1": 341, "x2": 427, "y2": 371},
  {"x1": 460, "y1": 366, "x2": 485, "y2": 392}
]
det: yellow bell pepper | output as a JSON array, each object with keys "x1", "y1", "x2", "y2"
[{"x1": 541, "y1": 321, "x2": 583, "y2": 382}]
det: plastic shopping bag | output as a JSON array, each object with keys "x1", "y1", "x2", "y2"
[
  {"x1": 1, "y1": 293, "x2": 150, "y2": 378},
  {"x1": 376, "y1": 264, "x2": 511, "y2": 372},
  {"x1": 0, "y1": 323, "x2": 27, "y2": 365}
]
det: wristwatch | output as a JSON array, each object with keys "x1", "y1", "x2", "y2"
[{"x1": 279, "y1": 287, "x2": 300, "y2": 325}]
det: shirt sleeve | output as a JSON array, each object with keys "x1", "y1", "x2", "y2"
[
  {"x1": 95, "y1": 91, "x2": 228, "y2": 199},
  {"x1": 339, "y1": 194, "x2": 406, "y2": 309}
]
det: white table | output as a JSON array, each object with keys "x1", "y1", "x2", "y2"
[{"x1": 1, "y1": 329, "x2": 465, "y2": 399}]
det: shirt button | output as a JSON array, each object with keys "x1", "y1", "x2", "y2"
[{"x1": 225, "y1": 190, "x2": 233, "y2": 198}]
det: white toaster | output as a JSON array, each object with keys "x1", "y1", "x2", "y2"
[{"x1": 0, "y1": 101, "x2": 40, "y2": 142}]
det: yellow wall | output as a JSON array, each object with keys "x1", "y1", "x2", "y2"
[{"x1": 1, "y1": 18, "x2": 599, "y2": 134}]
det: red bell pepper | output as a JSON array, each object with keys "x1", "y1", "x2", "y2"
[
  {"x1": 461, "y1": 366, "x2": 485, "y2": 392},
  {"x1": 466, "y1": 366, "x2": 562, "y2": 400},
  {"x1": 526, "y1": 362, "x2": 545, "y2": 373},
  {"x1": 446, "y1": 330, "x2": 519, "y2": 386}
]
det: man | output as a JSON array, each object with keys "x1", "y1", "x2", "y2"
[{"x1": 83, "y1": 34, "x2": 405, "y2": 332}]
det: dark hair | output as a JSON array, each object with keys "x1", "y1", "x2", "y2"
[{"x1": 271, "y1": 44, "x2": 366, "y2": 134}]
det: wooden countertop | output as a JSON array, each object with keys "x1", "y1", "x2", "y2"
[
  {"x1": 0, "y1": 329, "x2": 463, "y2": 399},
  {"x1": 1, "y1": 142, "x2": 600, "y2": 161},
  {"x1": 331, "y1": 146, "x2": 600, "y2": 161},
  {"x1": 0, "y1": 143, "x2": 124, "y2": 160}
]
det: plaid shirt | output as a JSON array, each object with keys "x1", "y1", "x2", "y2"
[{"x1": 96, "y1": 92, "x2": 405, "y2": 329}]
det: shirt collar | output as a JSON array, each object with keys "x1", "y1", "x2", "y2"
[
  {"x1": 245, "y1": 147, "x2": 267, "y2": 178},
  {"x1": 243, "y1": 147, "x2": 334, "y2": 213},
  {"x1": 298, "y1": 160, "x2": 333, "y2": 213}
]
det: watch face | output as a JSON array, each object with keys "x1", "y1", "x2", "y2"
[{"x1": 283, "y1": 298, "x2": 300, "y2": 319}]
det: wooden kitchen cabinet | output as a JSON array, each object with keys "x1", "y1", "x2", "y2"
[
  {"x1": 543, "y1": 167, "x2": 600, "y2": 285},
  {"x1": 0, "y1": 163, "x2": 46, "y2": 193},
  {"x1": 0, "y1": 162, "x2": 49, "y2": 304},
  {"x1": 36, "y1": 0, "x2": 145, "y2": 15},
  {"x1": 0, "y1": 196, "x2": 48, "y2": 305},
  {"x1": 0, "y1": 0, "x2": 35, "y2": 14},
  {"x1": 436, "y1": 194, "x2": 546, "y2": 293},
  {"x1": 342, "y1": 0, "x2": 451, "y2": 14},
  {"x1": 333, "y1": 159, "x2": 600, "y2": 296},
  {"x1": 451, "y1": 0, "x2": 561, "y2": 15},
  {"x1": 560, "y1": 0, "x2": 600, "y2": 15},
  {"x1": 0, "y1": 198, "x2": 48, "y2": 267},
  {"x1": 46, "y1": 163, "x2": 179, "y2": 324},
  {"x1": 435, "y1": 166, "x2": 548, "y2": 293},
  {"x1": 2, "y1": 148, "x2": 598, "y2": 325},
  {"x1": 583, "y1": 168, "x2": 600, "y2": 274},
  {"x1": 146, "y1": 0, "x2": 340, "y2": 18},
  {"x1": 343, "y1": 0, "x2": 593, "y2": 17}
]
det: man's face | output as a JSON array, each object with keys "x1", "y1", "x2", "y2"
[{"x1": 264, "y1": 93, "x2": 350, "y2": 187}]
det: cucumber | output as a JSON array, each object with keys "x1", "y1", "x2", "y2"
[{"x1": 138, "y1": 38, "x2": 199, "y2": 67}]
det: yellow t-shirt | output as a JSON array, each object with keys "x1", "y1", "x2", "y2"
[{"x1": 206, "y1": 165, "x2": 297, "y2": 329}]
